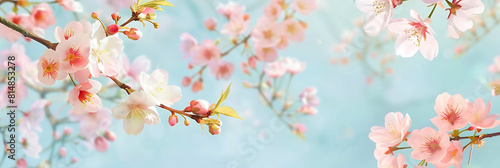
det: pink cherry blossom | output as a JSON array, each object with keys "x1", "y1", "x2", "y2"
[
  {"x1": 217, "y1": 2, "x2": 245, "y2": 20},
  {"x1": 56, "y1": 35, "x2": 91, "y2": 73},
  {"x1": 180, "y1": 33, "x2": 198, "y2": 59},
  {"x1": 281, "y1": 57, "x2": 306, "y2": 74},
  {"x1": 407, "y1": 127, "x2": 450, "y2": 163},
  {"x1": 430, "y1": 92, "x2": 468, "y2": 131},
  {"x1": 54, "y1": 20, "x2": 92, "y2": 42},
  {"x1": 30, "y1": 3, "x2": 56, "y2": 29},
  {"x1": 447, "y1": 0, "x2": 484, "y2": 38},
  {"x1": 169, "y1": 115, "x2": 178, "y2": 126},
  {"x1": 252, "y1": 17, "x2": 281, "y2": 48},
  {"x1": 104, "y1": 130, "x2": 116, "y2": 141},
  {"x1": 184, "y1": 99, "x2": 210, "y2": 115},
  {"x1": 139, "y1": 69, "x2": 182, "y2": 106},
  {"x1": 209, "y1": 60, "x2": 235, "y2": 80},
  {"x1": 300, "y1": 87, "x2": 319, "y2": 106},
  {"x1": 378, "y1": 154, "x2": 406, "y2": 168},
  {"x1": 298, "y1": 105, "x2": 317, "y2": 115},
  {"x1": 63, "y1": 127, "x2": 73, "y2": 135},
  {"x1": 277, "y1": 35, "x2": 290, "y2": 49},
  {"x1": 20, "y1": 131, "x2": 42, "y2": 158},
  {"x1": 72, "y1": 68, "x2": 91, "y2": 84},
  {"x1": 89, "y1": 21, "x2": 124, "y2": 77},
  {"x1": 17, "y1": 158, "x2": 27, "y2": 168},
  {"x1": 255, "y1": 45, "x2": 278, "y2": 62},
  {"x1": 387, "y1": 10, "x2": 438, "y2": 60},
  {"x1": 204, "y1": 18, "x2": 217, "y2": 31},
  {"x1": 221, "y1": 15, "x2": 250, "y2": 38},
  {"x1": 94, "y1": 136, "x2": 109, "y2": 152},
  {"x1": 0, "y1": 13, "x2": 32, "y2": 42},
  {"x1": 121, "y1": 55, "x2": 151, "y2": 83},
  {"x1": 433, "y1": 141, "x2": 463, "y2": 168},
  {"x1": 294, "y1": 123, "x2": 307, "y2": 134},
  {"x1": 20, "y1": 100, "x2": 49, "y2": 132},
  {"x1": 281, "y1": 19, "x2": 305, "y2": 42},
  {"x1": 124, "y1": 28, "x2": 142, "y2": 40},
  {"x1": 112, "y1": 90, "x2": 160, "y2": 135},
  {"x1": 59, "y1": 147, "x2": 67, "y2": 157},
  {"x1": 264, "y1": 2, "x2": 282, "y2": 19},
  {"x1": 192, "y1": 80, "x2": 204, "y2": 93},
  {"x1": 293, "y1": 0, "x2": 317, "y2": 15},
  {"x1": 464, "y1": 98, "x2": 500, "y2": 130},
  {"x1": 182, "y1": 76, "x2": 192, "y2": 86},
  {"x1": 369, "y1": 112, "x2": 411, "y2": 147},
  {"x1": 355, "y1": 0, "x2": 394, "y2": 36},
  {"x1": 69, "y1": 79, "x2": 102, "y2": 114},
  {"x1": 1, "y1": 43, "x2": 30, "y2": 71},
  {"x1": 57, "y1": 0, "x2": 83, "y2": 12},
  {"x1": 191, "y1": 40, "x2": 221, "y2": 66},
  {"x1": 264, "y1": 60, "x2": 287, "y2": 78},
  {"x1": 69, "y1": 108, "x2": 111, "y2": 140},
  {"x1": 37, "y1": 49, "x2": 67, "y2": 85}
]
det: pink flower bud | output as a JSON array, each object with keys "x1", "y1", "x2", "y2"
[
  {"x1": 91, "y1": 12, "x2": 98, "y2": 19},
  {"x1": 53, "y1": 131, "x2": 60, "y2": 140},
  {"x1": 248, "y1": 56, "x2": 257, "y2": 68},
  {"x1": 94, "y1": 137, "x2": 109, "y2": 152},
  {"x1": 111, "y1": 12, "x2": 120, "y2": 21},
  {"x1": 168, "y1": 115, "x2": 178, "y2": 126},
  {"x1": 63, "y1": 127, "x2": 72, "y2": 136},
  {"x1": 104, "y1": 130, "x2": 116, "y2": 142},
  {"x1": 123, "y1": 28, "x2": 142, "y2": 40},
  {"x1": 182, "y1": 76, "x2": 192, "y2": 87},
  {"x1": 107, "y1": 24, "x2": 119, "y2": 35},
  {"x1": 208, "y1": 124, "x2": 221, "y2": 135},
  {"x1": 294, "y1": 124, "x2": 306, "y2": 134},
  {"x1": 17, "y1": 158, "x2": 27, "y2": 168},
  {"x1": 71, "y1": 157, "x2": 78, "y2": 163},
  {"x1": 184, "y1": 119, "x2": 190, "y2": 126},
  {"x1": 185, "y1": 100, "x2": 210, "y2": 115},
  {"x1": 192, "y1": 80, "x2": 204, "y2": 93},
  {"x1": 59, "y1": 147, "x2": 67, "y2": 157},
  {"x1": 204, "y1": 18, "x2": 217, "y2": 31}
]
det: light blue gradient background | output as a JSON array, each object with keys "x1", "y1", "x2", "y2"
[{"x1": 1, "y1": 0, "x2": 500, "y2": 167}]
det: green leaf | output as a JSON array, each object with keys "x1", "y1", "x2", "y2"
[
  {"x1": 213, "y1": 106, "x2": 243, "y2": 119},
  {"x1": 213, "y1": 83, "x2": 231, "y2": 110},
  {"x1": 139, "y1": 0, "x2": 174, "y2": 11}
]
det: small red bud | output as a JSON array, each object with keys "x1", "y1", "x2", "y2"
[
  {"x1": 111, "y1": 12, "x2": 121, "y2": 21},
  {"x1": 91, "y1": 12, "x2": 99, "y2": 19},
  {"x1": 168, "y1": 115, "x2": 178, "y2": 126},
  {"x1": 107, "y1": 24, "x2": 119, "y2": 35}
]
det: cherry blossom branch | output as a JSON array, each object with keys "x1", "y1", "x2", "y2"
[
  {"x1": 255, "y1": 71, "x2": 294, "y2": 130},
  {"x1": 120, "y1": 11, "x2": 139, "y2": 27},
  {"x1": 450, "y1": 131, "x2": 500, "y2": 141},
  {"x1": 221, "y1": 34, "x2": 251, "y2": 57},
  {"x1": 0, "y1": 16, "x2": 58, "y2": 50}
]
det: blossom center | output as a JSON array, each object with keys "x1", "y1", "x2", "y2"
[
  {"x1": 64, "y1": 46, "x2": 82, "y2": 65},
  {"x1": 78, "y1": 90, "x2": 93, "y2": 104},
  {"x1": 441, "y1": 104, "x2": 462, "y2": 125},
  {"x1": 41, "y1": 58, "x2": 59, "y2": 79},
  {"x1": 64, "y1": 28, "x2": 74, "y2": 40},
  {"x1": 405, "y1": 21, "x2": 429, "y2": 46},
  {"x1": 422, "y1": 135, "x2": 441, "y2": 154},
  {"x1": 371, "y1": 0, "x2": 389, "y2": 14},
  {"x1": 263, "y1": 29, "x2": 275, "y2": 40}
]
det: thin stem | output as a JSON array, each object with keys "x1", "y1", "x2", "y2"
[
  {"x1": 0, "y1": 16, "x2": 58, "y2": 50},
  {"x1": 427, "y1": 3, "x2": 438, "y2": 19},
  {"x1": 221, "y1": 34, "x2": 251, "y2": 57},
  {"x1": 450, "y1": 131, "x2": 500, "y2": 140}
]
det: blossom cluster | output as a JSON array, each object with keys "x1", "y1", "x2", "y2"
[
  {"x1": 370, "y1": 92, "x2": 500, "y2": 167},
  {"x1": 355, "y1": 0, "x2": 485, "y2": 60}
]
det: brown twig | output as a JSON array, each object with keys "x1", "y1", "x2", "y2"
[{"x1": 0, "y1": 16, "x2": 58, "y2": 50}]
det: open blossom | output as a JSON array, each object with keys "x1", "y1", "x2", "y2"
[
  {"x1": 433, "y1": 141, "x2": 463, "y2": 168},
  {"x1": 89, "y1": 21, "x2": 124, "y2": 77},
  {"x1": 264, "y1": 60, "x2": 287, "y2": 78},
  {"x1": 298, "y1": 105, "x2": 317, "y2": 115},
  {"x1": 293, "y1": 0, "x2": 317, "y2": 15},
  {"x1": 221, "y1": 15, "x2": 250, "y2": 38},
  {"x1": 446, "y1": 0, "x2": 484, "y2": 38},
  {"x1": 281, "y1": 57, "x2": 306, "y2": 74},
  {"x1": 56, "y1": 35, "x2": 91, "y2": 73},
  {"x1": 184, "y1": 99, "x2": 210, "y2": 115},
  {"x1": 464, "y1": 98, "x2": 500, "y2": 130},
  {"x1": 112, "y1": 90, "x2": 160, "y2": 135},
  {"x1": 264, "y1": 2, "x2": 282, "y2": 19},
  {"x1": 30, "y1": 3, "x2": 55, "y2": 29},
  {"x1": 57, "y1": 0, "x2": 83, "y2": 12},
  {"x1": 407, "y1": 127, "x2": 450, "y2": 163},
  {"x1": 20, "y1": 131, "x2": 42, "y2": 158},
  {"x1": 55, "y1": 20, "x2": 92, "y2": 42},
  {"x1": 378, "y1": 154, "x2": 406, "y2": 168},
  {"x1": 255, "y1": 45, "x2": 278, "y2": 62},
  {"x1": 204, "y1": 18, "x2": 217, "y2": 31},
  {"x1": 209, "y1": 60, "x2": 235, "y2": 80},
  {"x1": 20, "y1": 100, "x2": 49, "y2": 132},
  {"x1": 69, "y1": 80, "x2": 102, "y2": 114},
  {"x1": 121, "y1": 55, "x2": 151, "y2": 83},
  {"x1": 124, "y1": 28, "x2": 142, "y2": 40},
  {"x1": 369, "y1": 112, "x2": 411, "y2": 147},
  {"x1": 94, "y1": 136, "x2": 109, "y2": 152},
  {"x1": 139, "y1": 69, "x2": 182, "y2": 106},
  {"x1": 300, "y1": 87, "x2": 319, "y2": 106},
  {"x1": 281, "y1": 19, "x2": 305, "y2": 42},
  {"x1": 191, "y1": 40, "x2": 221, "y2": 66},
  {"x1": 180, "y1": 33, "x2": 198, "y2": 59},
  {"x1": 388, "y1": 10, "x2": 438, "y2": 60},
  {"x1": 37, "y1": 49, "x2": 67, "y2": 85},
  {"x1": 355, "y1": 0, "x2": 394, "y2": 36},
  {"x1": 430, "y1": 93, "x2": 468, "y2": 131},
  {"x1": 69, "y1": 108, "x2": 111, "y2": 140},
  {"x1": 252, "y1": 17, "x2": 281, "y2": 48},
  {"x1": 217, "y1": 2, "x2": 245, "y2": 20}
]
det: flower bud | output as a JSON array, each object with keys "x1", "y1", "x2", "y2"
[
  {"x1": 94, "y1": 137, "x2": 109, "y2": 152},
  {"x1": 58, "y1": 147, "x2": 67, "y2": 157},
  {"x1": 63, "y1": 127, "x2": 72, "y2": 136},
  {"x1": 123, "y1": 28, "x2": 142, "y2": 40},
  {"x1": 184, "y1": 119, "x2": 190, "y2": 126},
  {"x1": 16, "y1": 158, "x2": 27, "y2": 168},
  {"x1": 248, "y1": 56, "x2": 257, "y2": 68},
  {"x1": 182, "y1": 76, "x2": 192, "y2": 87},
  {"x1": 53, "y1": 131, "x2": 60, "y2": 140},
  {"x1": 71, "y1": 157, "x2": 78, "y2": 164},
  {"x1": 208, "y1": 124, "x2": 221, "y2": 135},
  {"x1": 169, "y1": 115, "x2": 178, "y2": 126},
  {"x1": 138, "y1": 13, "x2": 147, "y2": 20},
  {"x1": 104, "y1": 130, "x2": 116, "y2": 142},
  {"x1": 185, "y1": 100, "x2": 210, "y2": 115},
  {"x1": 91, "y1": 12, "x2": 99, "y2": 19},
  {"x1": 111, "y1": 12, "x2": 121, "y2": 21},
  {"x1": 243, "y1": 81, "x2": 253, "y2": 88},
  {"x1": 192, "y1": 80, "x2": 204, "y2": 93},
  {"x1": 17, "y1": 0, "x2": 28, "y2": 7},
  {"x1": 107, "y1": 24, "x2": 119, "y2": 35},
  {"x1": 147, "y1": 13, "x2": 156, "y2": 20},
  {"x1": 204, "y1": 18, "x2": 217, "y2": 31},
  {"x1": 153, "y1": 22, "x2": 160, "y2": 29}
]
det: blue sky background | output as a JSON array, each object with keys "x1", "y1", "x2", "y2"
[{"x1": 2, "y1": 0, "x2": 500, "y2": 167}]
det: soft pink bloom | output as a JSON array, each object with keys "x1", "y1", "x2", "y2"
[
  {"x1": 180, "y1": 33, "x2": 198, "y2": 59},
  {"x1": 298, "y1": 105, "x2": 317, "y2": 115},
  {"x1": 447, "y1": 0, "x2": 484, "y2": 38},
  {"x1": 369, "y1": 112, "x2": 411, "y2": 147},
  {"x1": 30, "y1": 3, "x2": 55, "y2": 29},
  {"x1": 387, "y1": 10, "x2": 438, "y2": 60},
  {"x1": 281, "y1": 57, "x2": 306, "y2": 74},
  {"x1": 169, "y1": 115, "x2": 178, "y2": 126},
  {"x1": 54, "y1": 20, "x2": 92, "y2": 42},
  {"x1": 20, "y1": 100, "x2": 49, "y2": 132},
  {"x1": 139, "y1": 69, "x2": 182, "y2": 106},
  {"x1": 1, "y1": 43, "x2": 31, "y2": 72},
  {"x1": 104, "y1": 130, "x2": 116, "y2": 141},
  {"x1": 255, "y1": 45, "x2": 278, "y2": 62},
  {"x1": 20, "y1": 131, "x2": 42, "y2": 158},
  {"x1": 378, "y1": 154, "x2": 406, "y2": 168},
  {"x1": 209, "y1": 60, "x2": 235, "y2": 80},
  {"x1": 204, "y1": 18, "x2": 217, "y2": 31},
  {"x1": 433, "y1": 141, "x2": 463, "y2": 168},
  {"x1": 208, "y1": 122, "x2": 222, "y2": 135},
  {"x1": 17, "y1": 158, "x2": 27, "y2": 168},
  {"x1": 72, "y1": 68, "x2": 91, "y2": 84},
  {"x1": 121, "y1": 55, "x2": 151, "y2": 83},
  {"x1": 264, "y1": 2, "x2": 282, "y2": 19},
  {"x1": 192, "y1": 80, "x2": 204, "y2": 93},
  {"x1": 68, "y1": 79, "x2": 102, "y2": 114},
  {"x1": 407, "y1": 127, "x2": 450, "y2": 163},
  {"x1": 489, "y1": 56, "x2": 500, "y2": 73},
  {"x1": 191, "y1": 40, "x2": 221, "y2": 66},
  {"x1": 293, "y1": 0, "x2": 317, "y2": 15},
  {"x1": 294, "y1": 124, "x2": 306, "y2": 134},
  {"x1": 71, "y1": 157, "x2": 78, "y2": 163},
  {"x1": 69, "y1": 108, "x2": 111, "y2": 140},
  {"x1": 281, "y1": 19, "x2": 305, "y2": 42},
  {"x1": 63, "y1": 127, "x2": 73, "y2": 135},
  {"x1": 464, "y1": 98, "x2": 500, "y2": 130},
  {"x1": 94, "y1": 137, "x2": 109, "y2": 152},
  {"x1": 430, "y1": 92, "x2": 468, "y2": 131},
  {"x1": 184, "y1": 99, "x2": 210, "y2": 115},
  {"x1": 57, "y1": 0, "x2": 83, "y2": 12},
  {"x1": 264, "y1": 60, "x2": 287, "y2": 78},
  {"x1": 37, "y1": 49, "x2": 67, "y2": 85},
  {"x1": 112, "y1": 90, "x2": 160, "y2": 135},
  {"x1": 58, "y1": 147, "x2": 67, "y2": 157},
  {"x1": 123, "y1": 28, "x2": 142, "y2": 40},
  {"x1": 248, "y1": 56, "x2": 257, "y2": 68},
  {"x1": 221, "y1": 15, "x2": 250, "y2": 38},
  {"x1": 300, "y1": 87, "x2": 319, "y2": 106},
  {"x1": 355, "y1": 0, "x2": 394, "y2": 36},
  {"x1": 56, "y1": 35, "x2": 91, "y2": 73},
  {"x1": 277, "y1": 35, "x2": 289, "y2": 49},
  {"x1": 217, "y1": 2, "x2": 245, "y2": 20},
  {"x1": 252, "y1": 17, "x2": 281, "y2": 48},
  {"x1": 0, "y1": 13, "x2": 32, "y2": 42},
  {"x1": 182, "y1": 76, "x2": 192, "y2": 87}
]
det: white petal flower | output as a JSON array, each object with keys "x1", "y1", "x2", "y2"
[
  {"x1": 139, "y1": 69, "x2": 182, "y2": 106},
  {"x1": 112, "y1": 90, "x2": 160, "y2": 135}
]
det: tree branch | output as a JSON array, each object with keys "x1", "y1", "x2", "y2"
[{"x1": 0, "y1": 16, "x2": 58, "y2": 50}]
